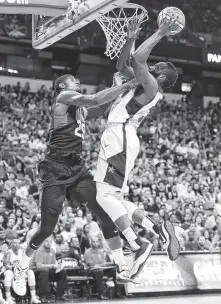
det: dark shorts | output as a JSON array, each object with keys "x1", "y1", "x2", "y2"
[
  {"x1": 38, "y1": 157, "x2": 118, "y2": 240},
  {"x1": 38, "y1": 156, "x2": 88, "y2": 189},
  {"x1": 38, "y1": 156, "x2": 89, "y2": 214}
]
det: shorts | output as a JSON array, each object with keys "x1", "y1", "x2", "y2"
[
  {"x1": 38, "y1": 156, "x2": 89, "y2": 189},
  {"x1": 38, "y1": 159, "x2": 119, "y2": 240},
  {"x1": 38, "y1": 156, "x2": 89, "y2": 214},
  {"x1": 94, "y1": 123, "x2": 140, "y2": 192}
]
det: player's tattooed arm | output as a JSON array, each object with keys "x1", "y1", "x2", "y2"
[
  {"x1": 116, "y1": 18, "x2": 140, "y2": 79},
  {"x1": 57, "y1": 79, "x2": 137, "y2": 107}
]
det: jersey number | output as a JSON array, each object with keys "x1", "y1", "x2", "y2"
[{"x1": 75, "y1": 120, "x2": 85, "y2": 139}]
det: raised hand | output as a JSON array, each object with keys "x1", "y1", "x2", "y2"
[
  {"x1": 127, "y1": 17, "x2": 141, "y2": 39},
  {"x1": 158, "y1": 16, "x2": 180, "y2": 36}
]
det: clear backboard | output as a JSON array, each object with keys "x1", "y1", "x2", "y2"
[{"x1": 32, "y1": 0, "x2": 129, "y2": 50}]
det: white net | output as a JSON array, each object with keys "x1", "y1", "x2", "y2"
[{"x1": 97, "y1": 3, "x2": 148, "y2": 60}]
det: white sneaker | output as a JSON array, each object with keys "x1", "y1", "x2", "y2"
[
  {"x1": 106, "y1": 279, "x2": 115, "y2": 288},
  {"x1": 12, "y1": 263, "x2": 28, "y2": 296},
  {"x1": 116, "y1": 265, "x2": 131, "y2": 283},
  {"x1": 6, "y1": 297, "x2": 15, "y2": 304},
  {"x1": 31, "y1": 297, "x2": 41, "y2": 304}
]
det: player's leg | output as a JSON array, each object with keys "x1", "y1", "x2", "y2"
[
  {"x1": 66, "y1": 174, "x2": 135, "y2": 282},
  {"x1": 12, "y1": 184, "x2": 65, "y2": 296},
  {"x1": 4, "y1": 270, "x2": 14, "y2": 304},
  {"x1": 96, "y1": 182, "x2": 139, "y2": 251},
  {"x1": 121, "y1": 199, "x2": 179, "y2": 262},
  {"x1": 94, "y1": 126, "x2": 140, "y2": 251},
  {"x1": 27, "y1": 269, "x2": 41, "y2": 303},
  {"x1": 94, "y1": 125, "x2": 153, "y2": 279}
]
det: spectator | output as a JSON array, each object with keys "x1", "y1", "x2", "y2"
[
  {"x1": 85, "y1": 212, "x2": 100, "y2": 235},
  {"x1": 5, "y1": 218, "x2": 18, "y2": 242},
  {"x1": 25, "y1": 194, "x2": 38, "y2": 218},
  {"x1": 196, "y1": 236, "x2": 207, "y2": 251},
  {"x1": 84, "y1": 236, "x2": 124, "y2": 300},
  {"x1": 31, "y1": 238, "x2": 68, "y2": 302},
  {"x1": 185, "y1": 230, "x2": 198, "y2": 251},
  {"x1": 65, "y1": 235, "x2": 83, "y2": 266},
  {"x1": 203, "y1": 229, "x2": 212, "y2": 250},
  {"x1": 54, "y1": 234, "x2": 69, "y2": 258},
  {"x1": 76, "y1": 227, "x2": 90, "y2": 254},
  {"x1": 60, "y1": 222, "x2": 75, "y2": 243},
  {"x1": 75, "y1": 209, "x2": 86, "y2": 228},
  {"x1": 4, "y1": 238, "x2": 40, "y2": 304}
]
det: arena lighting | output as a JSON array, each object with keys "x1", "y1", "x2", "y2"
[
  {"x1": 0, "y1": 66, "x2": 18, "y2": 74},
  {"x1": 207, "y1": 53, "x2": 221, "y2": 63}
]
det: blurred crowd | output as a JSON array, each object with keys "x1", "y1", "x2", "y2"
[
  {"x1": 80, "y1": 0, "x2": 221, "y2": 49},
  {"x1": 0, "y1": 0, "x2": 221, "y2": 51},
  {"x1": 0, "y1": 81, "x2": 221, "y2": 260}
]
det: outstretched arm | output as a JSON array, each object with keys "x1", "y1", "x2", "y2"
[
  {"x1": 116, "y1": 18, "x2": 140, "y2": 79},
  {"x1": 131, "y1": 18, "x2": 178, "y2": 97},
  {"x1": 57, "y1": 78, "x2": 137, "y2": 107}
]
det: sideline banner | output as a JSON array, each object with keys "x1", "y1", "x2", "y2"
[{"x1": 125, "y1": 253, "x2": 221, "y2": 294}]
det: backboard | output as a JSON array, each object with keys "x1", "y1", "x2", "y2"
[{"x1": 32, "y1": 0, "x2": 129, "y2": 50}]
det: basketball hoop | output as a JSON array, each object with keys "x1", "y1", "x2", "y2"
[{"x1": 97, "y1": 3, "x2": 148, "y2": 60}]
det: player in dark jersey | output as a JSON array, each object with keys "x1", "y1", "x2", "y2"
[{"x1": 12, "y1": 74, "x2": 137, "y2": 296}]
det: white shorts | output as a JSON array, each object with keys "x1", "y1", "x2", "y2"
[{"x1": 94, "y1": 123, "x2": 140, "y2": 193}]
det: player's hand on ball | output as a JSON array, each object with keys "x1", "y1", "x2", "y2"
[
  {"x1": 127, "y1": 17, "x2": 141, "y2": 39},
  {"x1": 158, "y1": 17, "x2": 179, "y2": 36}
]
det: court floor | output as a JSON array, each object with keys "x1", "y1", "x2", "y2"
[{"x1": 55, "y1": 294, "x2": 221, "y2": 304}]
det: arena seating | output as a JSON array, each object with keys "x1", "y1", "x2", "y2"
[{"x1": 0, "y1": 82, "x2": 221, "y2": 255}]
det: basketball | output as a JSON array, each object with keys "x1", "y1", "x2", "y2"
[{"x1": 157, "y1": 7, "x2": 185, "y2": 35}]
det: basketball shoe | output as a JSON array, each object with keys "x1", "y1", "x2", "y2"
[
  {"x1": 159, "y1": 220, "x2": 180, "y2": 261},
  {"x1": 116, "y1": 265, "x2": 131, "y2": 283},
  {"x1": 130, "y1": 240, "x2": 153, "y2": 280},
  {"x1": 12, "y1": 263, "x2": 28, "y2": 296}
]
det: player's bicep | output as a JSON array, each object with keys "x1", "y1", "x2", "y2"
[{"x1": 131, "y1": 56, "x2": 158, "y2": 96}]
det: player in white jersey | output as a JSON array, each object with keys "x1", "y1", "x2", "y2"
[
  {"x1": 4, "y1": 238, "x2": 40, "y2": 304},
  {"x1": 94, "y1": 18, "x2": 180, "y2": 280}
]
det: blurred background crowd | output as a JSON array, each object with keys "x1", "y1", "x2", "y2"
[
  {"x1": 0, "y1": 81, "x2": 221, "y2": 257},
  {"x1": 1, "y1": 0, "x2": 221, "y2": 49}
]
